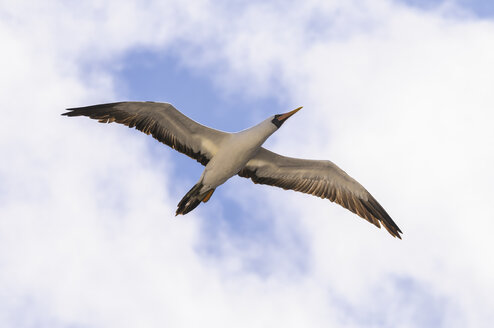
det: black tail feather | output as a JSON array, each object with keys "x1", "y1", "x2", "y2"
[{"x1": 176, "y1": 183, "x2": 214, "y2": 215}]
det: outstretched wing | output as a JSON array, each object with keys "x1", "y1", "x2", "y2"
[
  {"x1": 62, "y1": 101, "x2": 229, "y2": 165},
  {"x1": 239, "y1": 148, "x2": 402, "y2": 238}
]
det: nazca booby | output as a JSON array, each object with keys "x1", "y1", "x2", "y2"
[{"x1": 63, "y1": 102, "x2": 402, "y2": 238}]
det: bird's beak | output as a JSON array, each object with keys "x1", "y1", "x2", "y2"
[{"x1": 278, "y1": 106, "x2": 302, "y2": 121}]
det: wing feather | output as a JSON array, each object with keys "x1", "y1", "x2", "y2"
[
  {"x1": 239, "y1": 148, "x2": 402, "y2": 238},
  {"x1": 62, "y1": 101, "x2": 228, "y2": 165}
]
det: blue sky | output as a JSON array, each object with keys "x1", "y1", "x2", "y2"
[
  {"x1": 1, "y1": 0, "x2": 494, "y2": 327},
  {"x1": 403, "y1": 0, "x2": 494, "y2": 17}
]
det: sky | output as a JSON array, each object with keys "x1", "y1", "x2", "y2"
[{"x1": 1, "y1": 0, "x2": 494, "y2": 327}]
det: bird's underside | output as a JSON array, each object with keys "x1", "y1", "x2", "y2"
[{"x1": 62, "y1": 101, "x2": 402, "y2": 239}]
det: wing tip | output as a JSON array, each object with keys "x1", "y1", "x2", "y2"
[
  {"x1": 61, "y1": 102, "x2": 129, "y2": 120},
  {"x1": 384, "y1": 224, "x2": 403, "y2": 239},
  {"x1": 61, "y1": 109, "x2": 78, "y2": 117},
  {"x1": 361, "y1": 195, "x2": 403, "y2": 239},
  {"x1": 381, "y1": 218, "x2": 403, "y2": 239}
]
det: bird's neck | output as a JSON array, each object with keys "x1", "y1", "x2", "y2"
[{"x1": 234, "y1": 119, "x2": 277, "y2": 147}]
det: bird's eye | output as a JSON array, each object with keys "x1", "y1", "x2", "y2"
[{"x1": 271, "y1": 115, "x2": 282, "y2": 128}]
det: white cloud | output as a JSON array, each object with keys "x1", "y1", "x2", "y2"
[{"x1": 1, "y1": 0, "x2": 494, "y2": 327}]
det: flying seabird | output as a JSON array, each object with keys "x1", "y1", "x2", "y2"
[{"x1": 63, "y1": 102, "x2": 402, "y2": 238}]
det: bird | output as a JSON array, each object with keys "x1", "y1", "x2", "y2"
[{"x1": 62, "y1": 101, "x2": 402, "y2": 238}]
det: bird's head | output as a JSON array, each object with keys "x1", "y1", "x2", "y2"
[{"x1": 271, "y1": 106, "x2": 302, "y2": 128}]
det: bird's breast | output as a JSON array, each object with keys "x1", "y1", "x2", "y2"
[{"x1": 201, "y1": 134, "x2": 265, "y2": 187}]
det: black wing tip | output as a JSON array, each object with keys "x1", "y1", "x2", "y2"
[
  {"x1": 377, "y1": 220, "x2": 403, "y2": 239},
  {"x1": 359, "y1": 195, "x2": 402, "y2": 239},
  {"x1": 389, "y1": 227, "x2": 403, "y2": 239},
  {"x1": 61, "y1": 101, "x2": 169, "y2": 117},
  {"x1": 383, "y1": 218, "x2": 403, "y2": 239},
  {"x1": 61, "y1": 109, "x2": 82, "y2": 117},
  {"x1": 62, "y1": 102, "x2": 125, "y2": 116},
  {"x1": 371, "y1": 197, "x2": 403, "y2": 239}
]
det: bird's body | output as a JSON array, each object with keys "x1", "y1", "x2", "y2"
[
  {"x1": 201, "y1": 117, "x2": 276, "y2": 189},
  {"x1": 63, "y1": 101, "x2": 402, "y2": 238}
]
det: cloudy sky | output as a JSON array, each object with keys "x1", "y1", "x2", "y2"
[{"x1": 1, "y1": 0, "x2": 494, "y2": 327}]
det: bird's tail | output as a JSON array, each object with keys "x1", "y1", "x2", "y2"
[{"x1": 176, "y1": 183, "x2": 215, "y2": 216}]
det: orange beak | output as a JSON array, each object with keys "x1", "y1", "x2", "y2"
[{"x1": 277, "y1": 106, "x2": 302, "y2": 121}]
